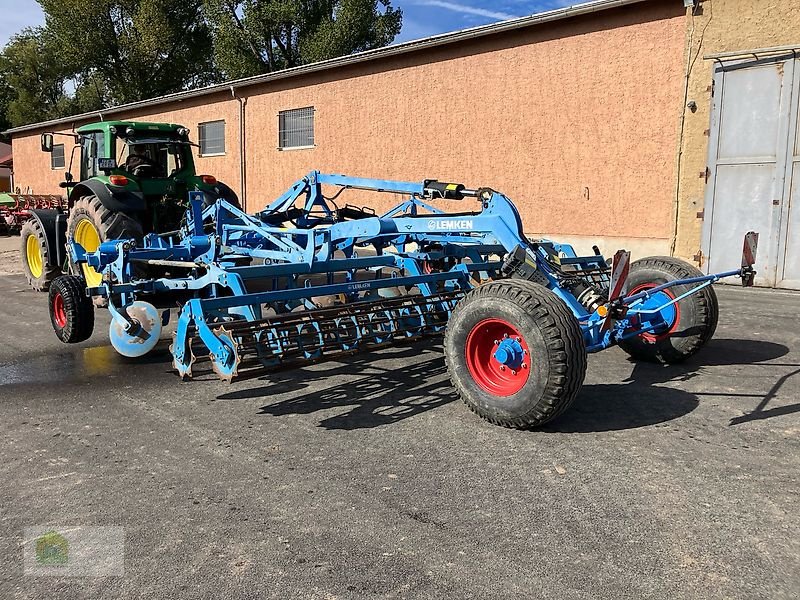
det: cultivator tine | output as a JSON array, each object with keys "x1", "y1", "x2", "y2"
[
  {"x1": 197, "y1": 292, "x2": 463, "y2": 381},
  {"x1": 210, "y1": 326, "x2": 241, "y2": 383},
  {"x1": 170, "y1": 334, "x2": 197, "y2": 380}
]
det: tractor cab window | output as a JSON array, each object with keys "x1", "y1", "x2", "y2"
[
  {"x1": 118, "y1": 139, "x2": 184, "y2": 178},
  {"x1": 80, "y1": 132, "x2": 106, "y2": 179}
]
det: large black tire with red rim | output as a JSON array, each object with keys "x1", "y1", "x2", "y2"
[
  {"x1": 618, "y1": 256, "x2": 718, "y2": 364},
  {"x1": 49, "y1": 275, "x2": 95, "y2": 343},
  {"x1": 445, "y1": 279, "x2": 587, "y2": 429}
]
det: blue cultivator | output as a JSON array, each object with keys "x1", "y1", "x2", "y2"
[{"x1": 48, "y1": 172, "x2": 758, "y2": 428}]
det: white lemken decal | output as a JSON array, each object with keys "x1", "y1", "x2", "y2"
[{"x1": 427, "y1": 219, "x2": 473, "y2": 231}]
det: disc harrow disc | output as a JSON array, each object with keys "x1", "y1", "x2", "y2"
[{"x1": 109, "y1": 301, "x2": 162, "y2": 358}]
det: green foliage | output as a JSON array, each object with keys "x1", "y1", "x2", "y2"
[
  {"x1": 38, "y1": 0, "x2": 218, "y2": 105},
  {"x1": 0, "y1": 0, "x2": 402, "y2": 130},
  {"x1": 205, "y1": 0, "x2": 402, "y2": 78},
  {"x1": 0, "y1": 70, "x2": 11, "y2": 137},
  {"x1": 0, "y1": 28, "x2": 75, "y2": 128}
]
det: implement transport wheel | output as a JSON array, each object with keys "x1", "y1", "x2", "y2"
[
  {"x1": 49, "y1": 275, "x2": 95, "y2": 343},
  {"x1": 67, "y1": 195, "x2": 143, "y2": 288},
  {"x1": 618, "y1": 257, "x2": 718, "y2": 364},
  {"x1": 445, "y1": 279, "x2": 587, "y2": 429},
  {"x1": 20, "y1": 219, "x2": 60, "y2": 291}
]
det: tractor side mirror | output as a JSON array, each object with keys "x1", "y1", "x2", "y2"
[
  {"x1": 41, "y1": 133, "x2": 54, "y2": 153},
  {"x1": 59, "y1": 172, "x2": 76, "y2": 188}
]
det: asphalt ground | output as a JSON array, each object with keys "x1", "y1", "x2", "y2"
[{"x1": 0, "y1": 240, "x2": 798, "y2": 598}]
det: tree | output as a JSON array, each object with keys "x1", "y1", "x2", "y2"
[
  {"x1": 205, "y1": 0, "x2": 402, "y2": 79},
  {"x1": 0, "y1": 28, "x2": 75, "y2": 128},
  {"x1": 38, "y1": 0, "x2": 218, "y2": 106},
  {"x1": 0, "y1": 70, "x2": 11, "y2": 136}
]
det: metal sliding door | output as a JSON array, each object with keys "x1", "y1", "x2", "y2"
[{"x1": 702, "y1": 55, "x2": 800, "y2": 289}]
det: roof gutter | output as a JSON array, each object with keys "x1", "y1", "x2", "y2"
[{"x1": 2, "y1": 0, "x2": 652, "y2": 136}]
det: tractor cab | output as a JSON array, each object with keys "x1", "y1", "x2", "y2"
[
  {"x1": 77, "y1": 121, "x2": 201, "y2": 201},
  {"x1": 24, "y1": 120, "x2": 238, "y2": 292},
  {"x1": 39, "y1": 121, "x2": 237, "y2": 235}
]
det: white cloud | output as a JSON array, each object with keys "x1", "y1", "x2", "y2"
[{"x1": 414, "y1": 0, "x2": 519, "y2": 21}]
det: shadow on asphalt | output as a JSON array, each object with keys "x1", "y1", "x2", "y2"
[
  {"x1": 217, "y1": 344, "x2": 456, "y2": 430},
  {"x1": 623, "y1": 338, "x2": 800, "y2": 428},
  {"x1": 549, "y1": 338, "x2": 795, "y2": 432},
  {"x1": 215, "y1": 338, "x2": 795, "y2": 432}
]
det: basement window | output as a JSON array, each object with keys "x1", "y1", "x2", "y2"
[
  {"x1": 278, "y1": 107, "x2": 315, "y2": 150},
  {"x1": 51, "y1": 144, "x2": 65, "y2": 169},
  {"x1": 198, "y1": 120, "x2": 225, "y2": 156}
]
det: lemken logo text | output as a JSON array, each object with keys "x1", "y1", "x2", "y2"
[{"x1": 427, "y1": 219, "x2": 473, "y2": 231}]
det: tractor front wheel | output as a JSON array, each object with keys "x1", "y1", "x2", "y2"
[
  {"x1": 445, "y1": 279, "x2": 587, "y2": 428},
  {"x1": 20, "y1": 219, "x2": 60, "y2": 291},
  {"x1": 618, "y1": 257, "x2": 718, "y2": 364},
  {"x1": 49, "y1": 275, "x2": 95, "y2": 343},
  {"x1": 66, "y1": 196, "x2": 143, "y2": 288}
]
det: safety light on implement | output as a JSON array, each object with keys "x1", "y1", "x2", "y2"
[
  {"x1": 201, "y1": 175, "x2": 217, "y2": 185},
  {"x1": 740, "y1": 231, "x2": 758, "y2": 287},
  {"x1": 109, "y1": 175, "x2": 129, "y2": 186}
]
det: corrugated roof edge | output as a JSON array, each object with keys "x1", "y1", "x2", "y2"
[{"x1": 3, "y1": 0, "x2": 652, "y2": 136}]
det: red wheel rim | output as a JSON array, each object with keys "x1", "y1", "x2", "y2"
[
  {"x1": 629, "y1": 283, "x2": 681, "y2": 342},
  {"x1": 53, "y1": 292, "x2": 67, "y2": 329},
  {"x1": 465, "y1": 318, "x2": 531, "y2": 396}
]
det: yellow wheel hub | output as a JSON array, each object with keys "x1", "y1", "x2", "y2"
[
  {"x1": 74, "y1": 218, "x2": 103, "y2": 287},
  {"x1": 26, "y1": 233, "x2": 43, "y2": 279}
]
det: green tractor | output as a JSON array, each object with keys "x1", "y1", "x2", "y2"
[{"x1": 21, "y1": 121, "x2": 238, "y2": 290}]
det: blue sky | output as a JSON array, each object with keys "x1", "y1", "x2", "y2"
[{"x1": 0, "y1": 0, "x2": 577, "y2": 48}]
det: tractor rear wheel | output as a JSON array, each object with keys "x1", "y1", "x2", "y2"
[
  {"x1": 618, "y1": 256, "x2": 718, "y2": 364},
  {"x1": 67, "y1": 196, "x2": 143, "y2": 288},
  {"x1": 20, "y1": 219, "x2": 61, "y2": 291},
  {"x1": 49, "y1": 275, "x2": 95, "y2": 343},
  {"x1": 445, "y1": 279, "x2": 587, "y2": 428}
]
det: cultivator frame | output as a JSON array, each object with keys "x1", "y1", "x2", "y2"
[{"x1": 52, "y1": 171, "x2": 758, "y2": 427}]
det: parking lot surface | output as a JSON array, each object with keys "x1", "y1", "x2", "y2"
[{"x1": 0, "y1": 262, "x2": 798, "y2": 598}]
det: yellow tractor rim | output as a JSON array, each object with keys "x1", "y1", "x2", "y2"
[
  {"x1": 74, "y1": 219, "x2": 103, "y2": 287},
  {"x1": 26, "y1": 233, "x2": 43, "y2": 279}
]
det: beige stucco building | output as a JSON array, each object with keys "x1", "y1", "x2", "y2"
[{"x1": 5, "y1": 0, "x2": 800, "y2": 286}]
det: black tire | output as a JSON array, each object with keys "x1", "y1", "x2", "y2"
[
  {"x1": 618, "y1": 256, "x2": 718, "y2": 364},
  {"x1": 49, "y1": 275, "x2": 95, "y2": 343},
  {"x1": 203, "y1": 182, "x2": 241, "y2": 210},
  {"x1": 66, "y1": 195, "x2": 143, "y2": 280},
  {"x1": 20, "y1": 219, "x2": 61, "y2": 291},
  {"x1": 445, "y1": 279, "x2": 587, "y2": 428}
]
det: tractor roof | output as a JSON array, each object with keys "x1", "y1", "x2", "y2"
[{"x1": 76, "y1": 121, "x2": 186, "y2": 135}]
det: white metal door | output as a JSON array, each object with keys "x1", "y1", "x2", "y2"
[
  {"x1": 778, "y1": 65, "x2": 800, "y2": 288},
  {"x1": 702, "y1": 57, "x2": 797, "y2": 288}
]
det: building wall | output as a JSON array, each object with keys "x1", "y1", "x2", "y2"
[
  {"x1": 11, "y1": 0, "x2": 686, "y2": 257},
  {"x1": 674, "y1": 0, "x2": 800, "y2": 262}
]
